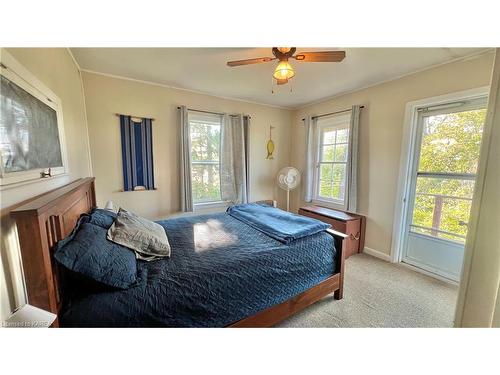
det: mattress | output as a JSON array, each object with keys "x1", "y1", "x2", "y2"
[{"x1": 59, "y1": 212, "x2": 336, "y2": 327}]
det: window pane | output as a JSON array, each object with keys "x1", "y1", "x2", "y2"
[
  {"x1": 323, "y1": 129, "x2": 336, "y2": 144},
  {"x1": 332, "y1": 164, "x2": 346, "y2": 201},
  {"x1": 418, "y1": 109, "x2": 486, "y2": 174},
  {"x1": 315, "y1": 121, "x2": 351, "y2": 204},
  {"x1": 189, "y1": 118, "x2": 221, "y2": 203},
  {"x1": 336, "y1": 128, "x2": 349, "y2": 143},
  {"x1": 411, "y1": 194, "x2": 470, "y2": 242},
  {"x1": 332, "y1": 184, "x2": 341, "y2": 200},
  {"x1": 415, "y1": 176, "x2": 475, "y2": 199},
  {"x1": 334, "y1": 143, "x2": 348, "y2": 162},
  {"x1": 319, "y1": 180, "x2": 332, "y2": 198},
  {"x1": 320, "y1": 164, "x2": 332, "y2": 180},
  {"x1": 190, "y1": 122, "x2": 220, "y2": 162},
  {"x1": 332, "y1": 164, "x2": 346, "y2": 185},
  {"x1": 439, "y1": 197, "x2": 471, "y2": 240},
  {"x1": 411, "y1": 176, "x2": 474, "y2": 242},
  {"x1": 191, "y1": 164, "x2": 221, "y2": 203},
  {"x1": 412, "y1": 194, "x2": 434, "y2": 229},
  {"x1": 321, "y1": 145, "x2": 334, "y2": 162}
]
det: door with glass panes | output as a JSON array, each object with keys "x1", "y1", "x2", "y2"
[{"x1": 402, "y1": 98, "x2": 487, "y2": 281}]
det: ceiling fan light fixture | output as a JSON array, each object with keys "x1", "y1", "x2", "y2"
[{"x1": 273, "y1": 60, "x2": 295, "y2": 81}]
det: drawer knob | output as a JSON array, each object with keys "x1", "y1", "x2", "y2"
[{"x1": 350, "y1": 232, "x2": 360, "y2": 241}]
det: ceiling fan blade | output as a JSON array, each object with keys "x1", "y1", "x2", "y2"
[
  {"x1": 293, "y1": 51, "x2": 346, "y2": 62},
  {"x1": 227, "y1": 57, "x2": 274, "y2": 67},
  {"x1": 276, "y1": 78, "x2": 288, "y2": 85}
]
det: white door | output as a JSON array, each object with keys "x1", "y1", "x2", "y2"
[{"x1": 402, "y1": 98, "x2": 487, "y2": 281}]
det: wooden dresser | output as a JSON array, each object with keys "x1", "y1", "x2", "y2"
[{"x1": 299, "y1": 206, "x2": 366, "y2": 259}]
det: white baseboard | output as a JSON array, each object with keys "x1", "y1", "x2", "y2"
[
  {"x1": 399, "y1": 261, "x2": 459, "y2": 285},
  {"x1": 362, "y1": 247, "x2": 458, "y2": 285},
  {"x1": 362, "y1": 246, "x2": 393, "y2": 262}
]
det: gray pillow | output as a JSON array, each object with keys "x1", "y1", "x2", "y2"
[{"x1": 107, "y1": 208, "x2": 171, "y2": 261}]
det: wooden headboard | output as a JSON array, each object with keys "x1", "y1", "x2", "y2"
[{"x1": 10, "y1": 178, "x2": 96, "y2": 326}]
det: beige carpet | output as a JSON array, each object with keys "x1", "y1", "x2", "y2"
[{"x1": 276, "y1": 253, "x2": 458, "y2": 328}]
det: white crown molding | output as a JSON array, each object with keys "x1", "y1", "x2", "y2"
[
  {"x1": 74, "y1": 48, "x2": 494, "y2": 111},
  {"x1": 66, "y1": 48, "x2": 81, "y2": 72},
  {"x1": 79, "y1": 68, "x2": 291, "y2": 110}
]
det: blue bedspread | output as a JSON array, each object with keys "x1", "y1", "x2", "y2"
[
  {"x1": 227, "y1": 203, "x2": 330, "y2": 244},
  {"x1": 60, "y1": 212, "x2": 336, "y2": 327}
]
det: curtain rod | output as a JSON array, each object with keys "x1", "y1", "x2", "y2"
[
  {"x1": 115, "y1": 113, "x2": 155, "y2": 121},
  {"x1": 177, "y1": 107, "x2": 251, "y2": 119},
  {"x1": 301, "y1": 106, "x2": 364, "y2": 121}
]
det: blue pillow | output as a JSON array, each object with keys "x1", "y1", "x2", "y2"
[
  {"x1": 54, "y1": 222, "x2": 137, "y2": 289},
  {"x1": 88, "y1": 208, "x2": 117, "y2": 229}
]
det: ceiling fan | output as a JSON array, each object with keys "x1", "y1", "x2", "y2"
[{"x1": 227, "y1": 47, "x2": 346, "y2": 85}]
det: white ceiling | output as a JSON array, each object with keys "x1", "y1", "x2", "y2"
[{"x1": 71, "y1": 48, "x2": 488, "y2": 108}]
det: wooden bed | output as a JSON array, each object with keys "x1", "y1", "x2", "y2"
[{"x1": 11, "y1": 178, "x2": 347, "y2": 328}]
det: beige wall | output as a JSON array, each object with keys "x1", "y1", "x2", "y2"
[
  {"x1": 82, "y1": 71, "x2": 292, "y2": 219},
  {"x1": 0, "y1": 48, "x2": 91, "y2": 321},
  {"x1": 455, "y1": 50, "x2": 500, "y2": 327},
  {"x1": 290, "y1": 52, "x2": 495, "y2": 256}
]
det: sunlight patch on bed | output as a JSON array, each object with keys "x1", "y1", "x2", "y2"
[{"x1": 193, "y1": 219, "x2": 237, "y2": 252}]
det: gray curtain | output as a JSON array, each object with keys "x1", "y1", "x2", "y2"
[
  {"x1": 179, "y1": 105, "x2": 193, "y2": 212},
  {"x1": 347, "y1": 105, "x2": 361, "y2": 212},
  {"x1": 304, "y1": 115, "x2": 317, "y2": 202},
  {"x1": 220, "y1": 114, "x2": 250, "y2": 204}
]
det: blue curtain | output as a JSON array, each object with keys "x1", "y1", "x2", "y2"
[{"x1": 120, "y1": 115, "x2": 155, "y2": 191}]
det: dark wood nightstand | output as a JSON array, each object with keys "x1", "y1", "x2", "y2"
[{"x1": 299, "y1": 206, "x2": 366, "y2": 259}]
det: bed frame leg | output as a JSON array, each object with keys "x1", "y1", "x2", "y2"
[
  {"x1": 334, "y1": 288, "x2": 343, "y2": 300},
  {"x1": 329, "y1": 231, "x2": 346, "y2": 300}
]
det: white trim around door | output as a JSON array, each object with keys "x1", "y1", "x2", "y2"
[{"x1": 390, "y1": 86, "x2": 490, "y2": 269}]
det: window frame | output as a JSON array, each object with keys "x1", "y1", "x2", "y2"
[
  {"x1": 187, "y1": 111, "x2": 225, "y2": 208},
  {"x1": 0, "y1": 48, "x2": 68, "y2": 188},
  {"x1": 407, "y1": 98, "x2": 488, "y2": 244},
  {"x1": 312, "y1": 113, "x2": 352, "y2": 211}
]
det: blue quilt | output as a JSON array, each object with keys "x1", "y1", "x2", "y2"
[
  {"x1": 227, "y1": 203, "x2": 331, "y2": 244},
  {"x1": 60, "y1": 212, "x2": 336, "y2": 327}
]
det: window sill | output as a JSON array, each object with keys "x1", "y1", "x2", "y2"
[
  {"x1": 194, "y1": 201, "x2": 229, "y2": 212},
  {"x1": 312, "y1": 198, "x2": 347, "y2": 212}
]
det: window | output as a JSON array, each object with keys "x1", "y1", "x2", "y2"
[
  {"x1": 188, "y1": 112, "x2": 222, "y2": 205},
  {"x1": 410, "y1": 102, "x2": 486, "y2": 243},
  {"x1": 0, "y1": 49, "x2": 68, "y2": 186},
  {"x1": 313, "y1": 113, "x2": 351, "y2": 209}
]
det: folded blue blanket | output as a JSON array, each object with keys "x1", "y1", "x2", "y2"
[{"x1": 227, "y1": 203, "x2": 330, "y2": 244}]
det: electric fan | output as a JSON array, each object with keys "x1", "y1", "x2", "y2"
[{"x1": 277, "y1": 167, "x2": 301, "y2": 212}]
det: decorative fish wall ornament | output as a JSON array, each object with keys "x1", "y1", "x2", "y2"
[{"x1": 266, "y1": 125, "x2": 275, "y2": 159}]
